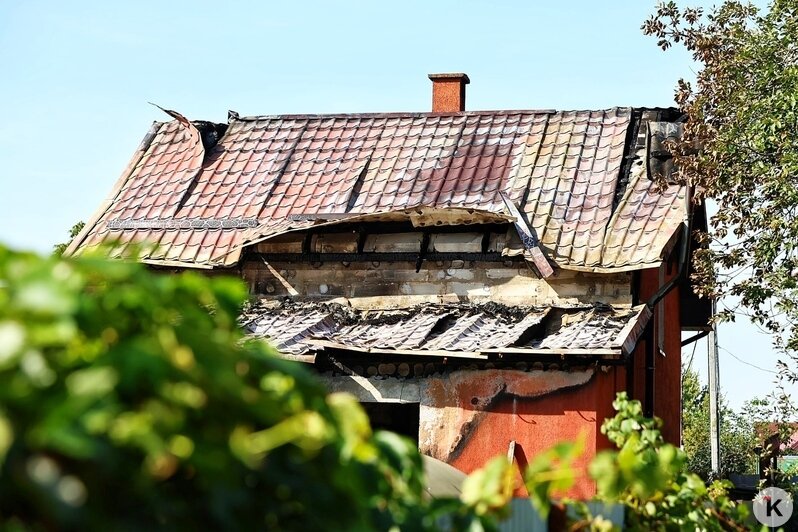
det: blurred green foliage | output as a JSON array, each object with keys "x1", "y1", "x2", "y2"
[
  {"x1": 523, "y1": 435, "x2": 584, "y2": 521},
  {"x1": 525, "y1": 393, "x2": 756, "y2": 531},
  {"x1": 0, "y1": 246, "x2": 512, "y2": 531},
  {"x1": 3, "y1": 243, "x2": 764, "y2": 530},
  {"x1": 589, "y1": 393, "x2": 747, "y2": 531}
]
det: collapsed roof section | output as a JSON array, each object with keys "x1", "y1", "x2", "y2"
[
  {"x1": 241, "y1": 301, "x2": 651, "y2": 363},
  {"x1": 67, "y1": 108, "x2": 686, "y2": 273}
]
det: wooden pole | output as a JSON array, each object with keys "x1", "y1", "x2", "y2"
[{"x1": 708, "y1": 299, "x2": 721, "y2": 478}]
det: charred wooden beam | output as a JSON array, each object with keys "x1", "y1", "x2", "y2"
[
  {"x1": 416, "y1": 231, "x2": 430, "y2": 272},
  {"x1": 303, "y1": 221, "x2": 510, "y2": 235},
  {"x1": 481, "y1": 231, "x2": 491, "y2": 253},
  {"x1": 252, "y1": 251, "x2": 518, "y2": 263},
  {"x1": 356, "y1": 224, "x2": 367, "y2": 253}
]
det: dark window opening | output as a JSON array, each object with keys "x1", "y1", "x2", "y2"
[{"x1": 360, "y1": 402, "x2": 420, "y2": 444}]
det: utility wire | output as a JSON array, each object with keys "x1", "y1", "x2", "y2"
[
  {"x1": 685, "y1": 339, "x2": 698, "y2": 373},
  {"x1": 681, "y1": 339, "x2": 699, "y2": 389},
  {"x1": 718, "y1": 346, "x2": 778, "y2": 374}
]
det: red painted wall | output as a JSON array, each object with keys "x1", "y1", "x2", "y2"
[
  {"x1": 633, "y1": 259, "x2": 682, "y2": 446},
  {"x1": 444, "y1": 368, "x2": 626, "y2": 498},
  {"x1": 426, "y1": 252, "x2": 685, "y2": 498}
]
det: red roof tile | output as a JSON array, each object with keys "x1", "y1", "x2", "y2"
[{"x1": 68, "y1": 109, "x2": 685, "y2": 271}]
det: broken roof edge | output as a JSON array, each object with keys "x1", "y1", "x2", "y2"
[
  {"x1": 237, "y1": 213, "x2": 682, "y2": 276},
  {"x1": 612, "y1": 304, "x2": 653, "y2": 355},
  {"x1": 553, "y1": 254, "x2": 671, "y2": 274},
  {"x1": 552, "y1": 215, "x2": 685, "y2": 273},
  {"x1": 141, "y1": 258, "x2": 217, "y2": 270}
]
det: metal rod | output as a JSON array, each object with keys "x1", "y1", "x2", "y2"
[
  {"x1": 681, "y1": 330, "x2": 710, "y2": 347},
  {"x1": 644, "y1": 319, "x2": 655, "y2": 418}
]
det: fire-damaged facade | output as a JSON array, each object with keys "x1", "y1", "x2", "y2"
[{"x1": 67, "y1": 73, "x2": 710, "y2": 496}]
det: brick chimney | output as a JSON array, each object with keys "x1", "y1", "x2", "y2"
[{"x1": 428, "y1": 73, "x2": 470, "y2": 113}]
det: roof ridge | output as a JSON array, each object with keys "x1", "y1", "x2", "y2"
[
  {"x1": 230, "y1": 108, "x2": 640, "y2": 122},
  {"x1": 143, "y1": 107, "x2": 679, "y2": 127}
]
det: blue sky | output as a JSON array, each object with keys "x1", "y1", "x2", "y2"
[{"x1": 0, "y1": 0, "x2": 789, "y2": 410}]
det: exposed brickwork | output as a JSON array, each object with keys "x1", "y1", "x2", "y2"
[{"x1": 428, "y1": 73, "x2": 470, "y2": 112}]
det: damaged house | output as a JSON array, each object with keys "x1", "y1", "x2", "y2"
[{"x1": 67, "y1": 73, "x2": 710, "y2": 496}]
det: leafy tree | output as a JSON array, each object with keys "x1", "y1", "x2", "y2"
[
  {"x1": 591, "y1": 393, "x2": 752, "y2": 531},
  {"x1": 52, "y1": 222, "x2": 84, "y2": 256},
  {"x1": 681, "y1": 365, "x2": 756, "y2": 480},
  {"x1": 643, "y1": 1, "x2": 798, "y2": 365},
  {"x1": 0, "y1": 244, "x2": 512, "y2": 530},
  {"x1": 741, "y1": 387, "x2": 798, "y2": 495}
]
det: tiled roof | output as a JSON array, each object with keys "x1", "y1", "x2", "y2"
[
  {"x1": 533, "y1": 307, "x2": 642, "y2": 350},
  {"x1": 246, "y1": 307, "x2": 335, "y2": 355},
  {"x1": 241, "y1": 302, "x2": 650, "y2": 359},
  {"x1": 67, "y1": 108, "x2": 685, "y2": 272}
]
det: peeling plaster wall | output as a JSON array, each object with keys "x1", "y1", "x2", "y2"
[
  {"x1": 243, "y1": 260, "x2": 633, "y2": 308},
  {"x1": 319, "y1": 366, "x2": 627, "y2": 497},
  {"x1": 418, "y1": 369, "x2": 594, "y2": 462}
]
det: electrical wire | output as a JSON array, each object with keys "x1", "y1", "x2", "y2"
[
  {"x1": 685, "y1": 339, "x2": 699, "y2": 373},
  {"x1": 718, "y1": 346, "x2": 778, "y2": 374},
  {"x1": 681, "y1": 338, "x2": 699, "y2": 389}
]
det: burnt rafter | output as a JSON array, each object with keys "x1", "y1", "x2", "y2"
[
  {"x1": 416, "y1": 232, "x2": 430, "y2": 272},
  {"x1": 252, "y1": 251, "x2": 516, "y2": 263},
  {"x1": 250, "y1": 221, "x2": 517, "y2": 264},
  {"x1": 301, "y1": 221, "x2": 510, "y2": 235},
  {"x1": 356, "y1": 224, "x2": 368, "y2": 253}
]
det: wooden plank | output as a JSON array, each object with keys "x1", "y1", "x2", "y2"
[
  {"x1": 282, "y1": 343, "x2": 622, "y2": 362},
  {"x1": 296, "y1": 339, "x2": 360, "y2": 350},
  {"x1": 526, "y1": 247, "x2": 555, "y2": 278},
  {"x1": 428, "y1": 232, "x2": 483, "y2": 253},
  {"x1": 305, "y1": 339, "x2": 487, "y2": 359},
  {"x1": 255, "y1": 233, "x2": 304, "y2": 253},
  {"x1": 277, "y1": 353, "x2": 317, "y2": 364},
  {"x1": 501, "y1": 193, "x2": 555, "y2": 278},
  {"x1": 611, "y1": 305, "x2": 653, "y2": 355},
  {"x1": 369, "y1": 346, "x2": 486, "y2": 359},
  {"x1": 363, "y1": 233, "x2": 423, "y2": 253},
  {"x1": 142, "y1": 258, "x2": 215, "y2": 270},
  {"x1": 311, "y1": 233, "x2": 358, "y2": 253},
  {"x1": 480, "y1": 347, "x2": 622, "y2": 357}
]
